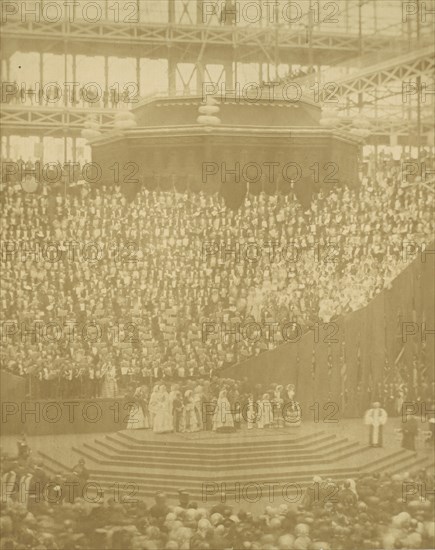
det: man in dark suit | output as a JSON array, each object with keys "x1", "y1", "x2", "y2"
[
  {"x1": 71, "y1": 458, "x2": 90, "y2": 496},
  {"x1": 178, "y1": 489, "x2": 197, "y2": 509},
  {"x1": 17, "y1": 434, "x2": 30, "y2": 461},
  {"x1": 149, "y1": 492, "x2": 170, "y2": 522},
  {"x1": 401, "y1": 414, "x2": 419, "y2": 451},
  {"x1": 27, "y1": 460, "x2": 49, "y2": 510}
]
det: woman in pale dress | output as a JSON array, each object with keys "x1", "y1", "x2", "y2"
[
  {"x1": 153, "y1": 385, "x2": 173, "y2": 433},
  {"x1": 193, "y1": 385, "x2": 204, "y2": 431},
  {"x1": 246, "y1": 394, "x2": 258, "y2": 430},
  {"x1": 183, "y1": 390, "x2": 200, "y2": 433},
  {"x1": 100, "y1": 363, "x2": 118, "y2": 398},
  {"x1": 147, "y1": 384, "x2": 160, "y2": 429},
  {"x1": 396, "y1": 384, "x2": 407, "y2": 416},
  {"x1": 284, "y1": 383, "x2": 302, "y2": 426},
  {"x1": 126, "y1": 385, "x2": 149, "y2": 430},
  {"x1": 212, "y1": 389, "x2": 235, "y2": 433},
  {"x1": 273, "y1": 385, "x2": 285, "y2": 428},
  {"x1": 257, "y1": 393, "x2": 274, "y2": 429}
]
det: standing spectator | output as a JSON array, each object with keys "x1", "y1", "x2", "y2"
[
  {"x1": 364, "y1": 402, "x2": 388, "y2": 448},
  {"x1": 401, "y1": 413, "x2": 419, "y2": 451}
]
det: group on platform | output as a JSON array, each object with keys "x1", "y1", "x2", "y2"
[{"x1": 126, "y1": 381, "x2": 301, "y2": 434}]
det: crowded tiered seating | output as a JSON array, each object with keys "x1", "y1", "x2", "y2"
[{"x1": 1, "y1": 153, "x2": 434, "y2": 400}]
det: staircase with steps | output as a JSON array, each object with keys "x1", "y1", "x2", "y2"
[{"x1": 38, "y1": 427, "x2": 433, "y2": 503}]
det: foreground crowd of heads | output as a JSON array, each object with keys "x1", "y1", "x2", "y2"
[
  {"x1": 1, "y1": 440, "x2": 434, "y2": 549},
  {"x1": 1, "y1": 154, "x2": 434, "y2": 399}
]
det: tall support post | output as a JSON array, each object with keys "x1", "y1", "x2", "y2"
[
  {"x1": 72, "y1": 136, "x2": 76, "y2": 163},
  {"x1": 72, "y1": 54, "x2": 77, "y2": 106},
  {"x1": 407, "y1": 90, "x2": 412, "y2": 154},
  {"x1": 196, "y1": 61, "x2": 205, "y2": 95},
  {"x1": 63, "y1": 135, "x2": 68, "y2": 199},
  {"x1": 374, "y1": 140, "x2": 378, "y2": 177},
  {"x1": 357, "y1": 1, "x2": 363, "y2": 117},
  {"x1": 407, "y1": 6, "x2": 412, "y2": 49},
  {"x1": 168, "y1": 55, "x2": 177, "y2": 96},
  {"x1": 274, "y1": 1, "x2": 280, "y2": 79},
  {"x1": 168, "y1": 0, "x2": 175, "y2": 24},
  {"x1": 104, "y1": 55, "x2": 109, "y2": 99},
  {"x1": 373, "y1": 0, "x2": 377, "y2": 33},
  {"x1": 39, "y1": 52, "x2": 43, "y2": 88},
  {"x1": 307, "y1": 0, "x2": 314, "y2": 83},
  {"x1": 136, "y1": 57, "x2": 141, "y2": 97},
  {"x1": 1, "y1": 55, "x2": 7, "y2": 83},
  {"x1": 417, "y1": 75, "x2": 421, "y2": 156},
  {"x1": 225, "y1": 60, "x2": 233, "y2": 90},
  {"x1": 39, "y1": 136, "x2": 44, "y2": 163},
  {"x1": 64, "y1": 43, "x2": 68, "y2": 107},
  {"x1": 374, "y1": 88, "x2": 378, "y2": 176},
  {"x1": 197, "y1": 0, "x2": 203, "y2": 24}
]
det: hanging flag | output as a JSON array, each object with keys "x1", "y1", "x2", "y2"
[
  {"x1": 356, "y1": 340, "x2": 362, "y2": 385},
  {"x1": 384, "y1": 353, "x2": 391, "y2": 383},
  {"x1": 420, "y1": 339, "x2": 427, "y2": 380},
  {"x1": 367, "y1": 364, "x2": 374, "y2": 403},
  {"x1": 311, "y1": 347, "x2": 316, "y2": 380},
  {"x1": 295, "y1": 346, "x2": 300, "y2": 389},
  {"x1": 311, "y1": 347, "x2": 316, "y2": 404},
  {"x1": 340, "y1": 340, "x2": 347, "y2": 411},
  {"x1": 327, "y1": 343, "x2": 333, "y2": 401}
]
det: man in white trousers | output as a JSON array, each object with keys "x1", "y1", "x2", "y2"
[{"x1": 364, "y1": 401, "x2": 388, "y2": 447}]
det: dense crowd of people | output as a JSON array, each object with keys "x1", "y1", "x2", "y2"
[
  {"x1": 1, "y1": 437, "x2": 434, "y2": 549},
  {"x1": 1, "y1": 152, "x2": 434, "y2": 400}
]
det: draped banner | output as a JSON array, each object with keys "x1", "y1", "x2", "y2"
[
  {"x1": 297, "y1": 338, "x2": 315, "y2": 418},
  {"x1": 1, "y1": 371, "x2": 25, "y2": 403},
  {"x1": 220, "y1": 246, "x2": 434, "y2": 418}
]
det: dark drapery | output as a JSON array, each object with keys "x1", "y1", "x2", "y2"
[{"x1": 219, "y1": 246, "x2": 434, "y2": 418}]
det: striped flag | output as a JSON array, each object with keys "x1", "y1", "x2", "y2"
[
  {"x1": 340, "y1": 340, "x2": 347, "y2": 411},
  {"x1": 327, "y1": 343, "x2": 333, "y2": 401},
  {"x1": 311, "y1": 347, "x2": 316, "y2": 404},
  {"x1": 356, "y1": 341, "x2": 362, "y2": 385},
  {"x1": 421, "y1": 339, "x2": 428, "y2": 380},
  {"x1": 420, "y1": 310, "x2": 428, "y2": 380},
  {"x1": 295, "y1": 347, "x2": 300, "y2": 389}
]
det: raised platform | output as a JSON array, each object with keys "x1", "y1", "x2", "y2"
[
  {"x1": 27, "y1": 418, "x2": 434, "y2": 509},
  {"x1": 90, "y1": 94, "x2": 360, "y2": 208},
  {"x1": 1, "y1": 398, "x2": 130, "y2": 435}
]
